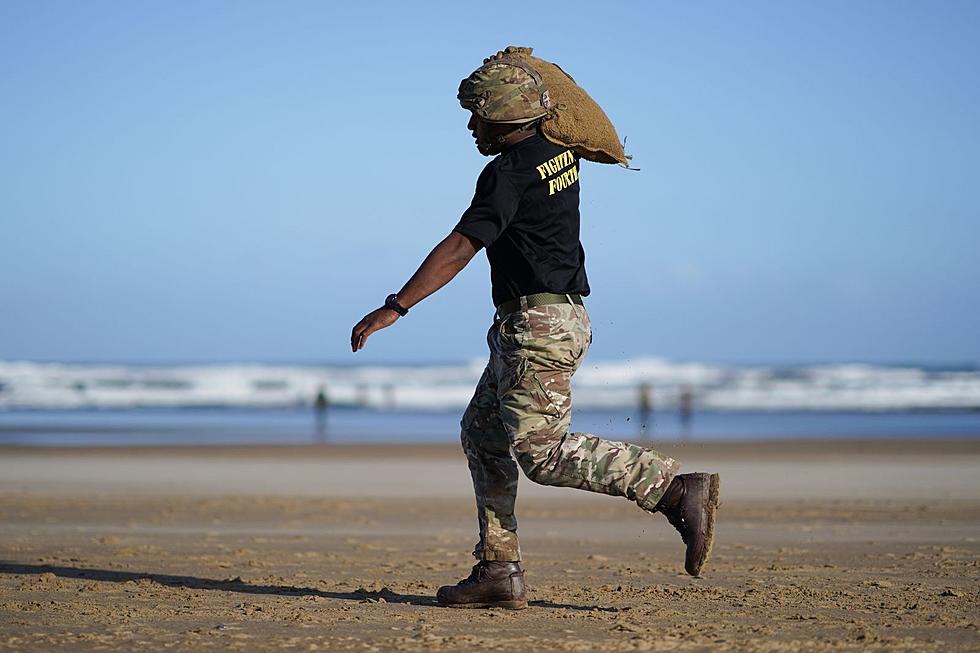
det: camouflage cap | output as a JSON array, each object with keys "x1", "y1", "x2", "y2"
[{"x1": 458, "y1": 58, "x2": 552, "y2": 124}]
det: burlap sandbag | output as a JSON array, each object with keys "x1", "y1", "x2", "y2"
[{"x1": 502, "y1": 46, "x2": 629, "y2": 167}]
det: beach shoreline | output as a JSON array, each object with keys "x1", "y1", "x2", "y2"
[{"x1": 1, "y1": 439, "x2": 978, "y2": 651}]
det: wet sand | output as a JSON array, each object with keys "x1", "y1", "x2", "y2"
[{"x1": 1, "y1": 439, "x2": 978, "y2": 651}]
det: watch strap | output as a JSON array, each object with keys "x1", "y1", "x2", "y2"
[{"x1": 385, "y1": 293, "x2": 408, "y2": 317}]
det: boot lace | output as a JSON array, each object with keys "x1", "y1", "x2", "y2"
[
  {"x1": 663, "y1": 508, "x2": 690, "y2": 544},
  {"x1": 457, "y1": 563, "x2": 490, "y2": 586},
  {"x1": 661, "y1": 480, "x2": 692, "y2": 544}
]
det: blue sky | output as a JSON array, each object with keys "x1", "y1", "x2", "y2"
[{"x1": 1, "y1": 1, "x2": 978, "y2": 365}]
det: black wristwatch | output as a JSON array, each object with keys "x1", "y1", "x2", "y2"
[{"x1": 384, "y1": 293, "x2": 409, "y2": 317}]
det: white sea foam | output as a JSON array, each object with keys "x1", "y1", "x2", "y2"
[{"x1": 0, "y1": 359, "x2": 977, "y2": 412}]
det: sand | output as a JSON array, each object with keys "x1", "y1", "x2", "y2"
[{"x1": 1, "y1": 439, "x2": 978, "y2": 652}]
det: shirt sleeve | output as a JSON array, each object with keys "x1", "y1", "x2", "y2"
[{"x1": 452, "y1": 161, "x2": 521, "y2": 248}]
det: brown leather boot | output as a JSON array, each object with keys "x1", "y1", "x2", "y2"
[
  {"x1": 653, "y1": 472, "x2": 721, "y2": 577},
  {"x1": 436, "y1": 561, "x2": 528, "y2": 609}
]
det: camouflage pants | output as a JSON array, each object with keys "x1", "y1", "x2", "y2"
[{"x1": 460, "y1": 299, "x2": 680, "y2": 562}]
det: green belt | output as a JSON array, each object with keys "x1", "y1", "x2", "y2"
[{"x1": 496, "y1": 292, "x2": 584, "y2": 318}]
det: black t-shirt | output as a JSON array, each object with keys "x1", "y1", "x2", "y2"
[{"x1": 453, "y1": 134, "x2": 590, "y2": 307}]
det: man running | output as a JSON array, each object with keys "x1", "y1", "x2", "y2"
[{"x1": 351, "y1": 51, "x2": 720, "y2": 610}]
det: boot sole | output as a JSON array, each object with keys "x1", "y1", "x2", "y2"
[
  {"x1": 688, "y1": 473, "x2": 721, "y2": 577},
  {"x1": 440, "y1": 599, "x2": 528, "y2": 610}
]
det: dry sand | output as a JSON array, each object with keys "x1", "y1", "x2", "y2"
[{"x1": 1, "y1": 439, "x2": 978, "y2": 652}]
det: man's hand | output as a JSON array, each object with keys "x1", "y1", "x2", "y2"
[
  {"x1": 483, "y1": 50, "x2": 506, "y2": 63},
  {"x1": 351, "y1": 308, "x2": 399, "y2": 352},
  {"x1": 348, "y1": 232, "x2": 480, "y2": 354}
]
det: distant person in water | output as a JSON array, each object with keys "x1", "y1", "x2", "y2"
[
  {"x1": 680, "y1": 386, "x2": 694, "y2": 438},
  {"x1": 638, "y1": 382, "x2": 654, "y2": 437},
  {"x1": 314, "y1": 386, "x2": 329, "y2": 442},
  {"x1": 349, "y1": 48, "x2": 720, "y2": 609}
]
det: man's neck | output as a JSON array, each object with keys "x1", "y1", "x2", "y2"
[{"x1": 500, "y1": 128, "x2": 537, "y2": 151}]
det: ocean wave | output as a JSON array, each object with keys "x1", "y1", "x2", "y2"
[{"x1": 0, "y1": 359, "x2": 978, "y2": 412}]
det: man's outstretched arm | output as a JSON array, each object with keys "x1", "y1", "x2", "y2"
[{"x1": 350, "y1": 231, "x2": 482, "y2": 352}]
